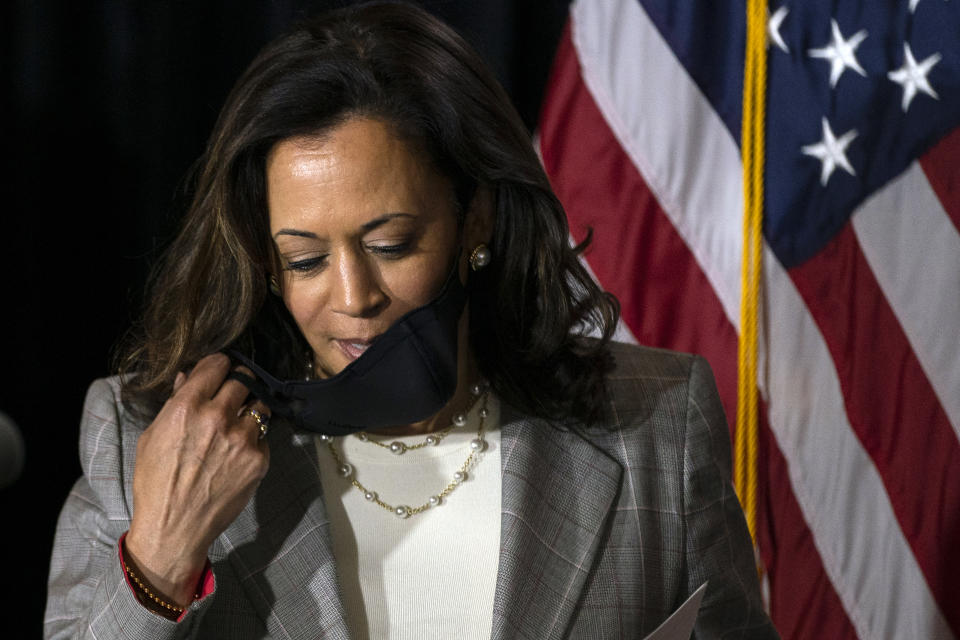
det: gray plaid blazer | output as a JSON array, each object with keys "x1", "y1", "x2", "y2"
[{"x1": 46, "y1": 342, "x2": 778, "y2": 639}]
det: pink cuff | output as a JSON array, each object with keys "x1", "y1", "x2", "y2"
[{"x1": 118, "y1": 531, "x2": 215, "y2": 622}]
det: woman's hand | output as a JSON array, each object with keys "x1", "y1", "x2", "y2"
[{"x1": 125, "y1": 353, "x2": 270, "y2": 606}]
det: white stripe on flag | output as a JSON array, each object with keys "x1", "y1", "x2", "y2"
[
  {"x1": 568, "y1": 0, "x2": 954, "y2": 637},
  {"x1": 851, "y1": 163, "x2": 960, "y2": 438}
]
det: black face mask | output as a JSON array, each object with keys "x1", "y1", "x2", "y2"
[{"x1": 229, "y1": 260, "x2": 467, "y2": 436}]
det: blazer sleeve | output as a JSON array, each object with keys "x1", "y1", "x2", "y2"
[
  {"x1": 683, "y1": 356, "x2": 779, "y2": 639},
  {"x1": 44, "y1": 378, "x2": 214, "y2": 640}
]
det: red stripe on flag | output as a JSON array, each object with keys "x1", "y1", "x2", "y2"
[
  {"x1": 539, "y1": 24, "x2": 859, "y2": 638},
  {"x1": 919, "y1": 126, "x2": 960, "y2": 235},
  {"x1": 538, "y1": 23, "x2": 738, "y2": 422},
  {"x1": 758, "y1": 413, "x2": 859, "y2": 640},
  {"x1": 789, "y1": 225, "x2": 960, "y2": 636}
]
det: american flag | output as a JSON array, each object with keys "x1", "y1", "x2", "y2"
[{"x1": 537, "y1": 0, "x2": 960, "y2": 638}]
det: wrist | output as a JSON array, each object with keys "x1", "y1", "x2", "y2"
[
  {"x1": 124, "y1": 529, "x2": 208, "y2": 607},
  {"x1": 122, "y1": 559, "x2": 195, "y2": 619}
]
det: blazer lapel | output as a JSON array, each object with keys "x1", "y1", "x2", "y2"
[
  {"x1": 491, "y1": 407, "x2": 623, "y2": 640},
  {"x1": 214, "y1": 421, "x2": 350, "y2": 639}
]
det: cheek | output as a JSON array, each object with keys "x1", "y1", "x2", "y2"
[
  {"x1": 281, "y1": 282, "x2": 326, "y2": 335},
  {"x1": 380, "y1": 258, "x2": 449, "y2": 306}
]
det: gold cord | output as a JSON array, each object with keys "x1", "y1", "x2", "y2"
[{"x1": 735, "y1": 0, "x2": 767, "y2": 547}]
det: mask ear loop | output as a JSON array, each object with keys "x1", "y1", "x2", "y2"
[{"x1": 226, "y1": 352, "x2": 295, "y2": 421}]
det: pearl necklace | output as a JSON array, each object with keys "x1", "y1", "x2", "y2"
[
  {"x1": 322, "y1": 385, "x2": 490, "y2": 519},
  {"x1": 352, "y1": 380, "x2": 489, "y2": 454}
]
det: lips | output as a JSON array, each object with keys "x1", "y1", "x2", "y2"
[{"x1": 334, "y1": 338, "x2": 375, "y2": 361}]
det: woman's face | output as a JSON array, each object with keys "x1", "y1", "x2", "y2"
[{"x1": 267, "y1": 117, "x2": 470, "y2": 378}]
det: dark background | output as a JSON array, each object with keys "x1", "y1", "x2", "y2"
[{"x1": 2, "y1": 1, "x2": 568, "y2": 634}]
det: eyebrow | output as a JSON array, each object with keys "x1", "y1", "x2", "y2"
[{"x1": 273, "y1": 213, "x2": 416, "y2": 239}]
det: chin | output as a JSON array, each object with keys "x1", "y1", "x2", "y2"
[{"x1": 312, "y1": 352, "x2": 353, "y2": 379}]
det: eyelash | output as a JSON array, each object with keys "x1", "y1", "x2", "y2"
[
  {"x1": 283, "y1": 242, "x2": 412, "y2": 274},
  {"x1": 285, "y1": 256, "x2": 327, "y2": 273},
  {"x1": 368, "y1": 241, "x2": 411, "y2": 257}
]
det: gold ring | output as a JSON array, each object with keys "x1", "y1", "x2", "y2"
[{"x1": 243, "y1": 408, "x2": 270, "y2": 440}]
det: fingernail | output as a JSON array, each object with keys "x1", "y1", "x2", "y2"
[{"x1": 173, "y1": 371, "x2": 185, "y2": 390}]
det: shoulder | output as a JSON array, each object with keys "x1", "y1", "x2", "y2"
[
  {"x1": 78, "y1": 376, "x2": 150, "y2": 456},
  {"x1": 600, "y1": 340, "x2": 717, "y2": 430},
  {"x1": 606, "y1": 339, "x2": 699, "y2": 378},
  {"x1": 577, "y1": 342, "x2": 726, "y2": 488},
  {"x1": 77, "y1": 375, "x2": 151, "y2": 518}
]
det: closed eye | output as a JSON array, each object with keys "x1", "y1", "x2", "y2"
[
  {"x1": 367, "y1": 241, "x2": 412, "y2": 258},
  {"x1": 284, "y1": 255, "x2": 328, "y2": 274}
]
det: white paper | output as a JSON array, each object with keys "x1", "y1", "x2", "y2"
[{"x1": 642, "y1": 582, "x2": 708, "y2": 640}]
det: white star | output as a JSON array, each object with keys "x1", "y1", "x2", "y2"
[
  {"x1": 802, "y1": 117, "x2": 858, "y2": 186},
  {"x1": 768, "y1": 7, "x2": 790, "y2": 54},
  {"x1": 808, "y1": 19, "x2": 868, "y2": 88},
  {"x1": 910, "y1": 0, "x2": 921, "y2": 13},
  {"x1": 888, "y1": 43, "x2": 941, "y2": 112}
]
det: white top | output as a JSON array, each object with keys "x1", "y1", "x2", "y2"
[{"x1": 316, "y1": 394, "x2": 502, "y2": 640}]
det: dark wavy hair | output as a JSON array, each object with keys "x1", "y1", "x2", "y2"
[{"x1": 116, "y1": 1, "x2": 619, "y2": 424}]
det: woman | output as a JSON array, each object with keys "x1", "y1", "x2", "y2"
[{"x1": 46, "y1": 3, "x2": 777, "y2": 638}]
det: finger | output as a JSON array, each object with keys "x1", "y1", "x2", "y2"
[
  {"x1": 172, "y1": 371, "x2": 186, "y2": 393},
  {"x1": 237, "y1": 401, "x2": 272, "y2": 445},
  {"x1": 214, "y1": 365, "x2": 257, "y2": 411},
  {"x1": 179, "y1": 353, "x2": 233, "y2": 399}
]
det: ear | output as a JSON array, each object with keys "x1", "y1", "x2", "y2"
[
  {"x1": 462, "y1": 185, "x2": 494, "y2": 249},
  {"x1": 457, "y1": 185, "x2": 494, "y2": 283}
]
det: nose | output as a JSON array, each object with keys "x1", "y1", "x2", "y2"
[{"x1": 330, "y1": 251, "x2": 388, "y2": 318}]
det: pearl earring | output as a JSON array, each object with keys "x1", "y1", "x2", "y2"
[{"x1": 469, "y1": 244, "x2": 491, "y2": 271}]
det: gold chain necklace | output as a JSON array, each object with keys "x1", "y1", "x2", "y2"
[{"x1": 322, "y1": 386, "x2": 490, "y2": 518}]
